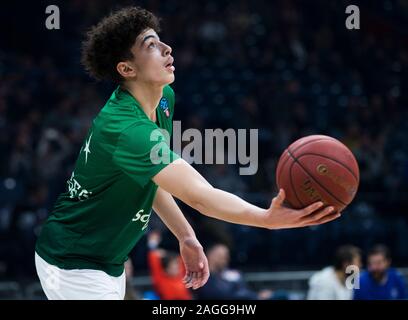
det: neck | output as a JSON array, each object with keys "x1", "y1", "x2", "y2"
[{"x1": 123, "y1": 81, "x2": 163, "y2": 121}]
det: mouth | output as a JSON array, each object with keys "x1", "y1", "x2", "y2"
[{"x1": 165, "y1": 57, "x2": 175, "y2": 72}]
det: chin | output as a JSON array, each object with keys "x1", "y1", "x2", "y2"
[
  {"x1": 166, "y1": 74, "x2": 175, "y2": 84},
  {"x1": 154, "y1": 74, "x2": 175, "y2": 87}
]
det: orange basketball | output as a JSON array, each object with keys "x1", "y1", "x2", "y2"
[{"x1": 276, "y1": 135, "x2": 359, "y2": 213}]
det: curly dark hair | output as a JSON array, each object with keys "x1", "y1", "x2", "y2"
[{"x1": 81, "y1": 7, "x2": 161, "y2": 83}]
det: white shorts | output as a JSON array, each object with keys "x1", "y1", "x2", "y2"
[{"x1": 35, "y1": 252, "x2": 126, "y2": 300}]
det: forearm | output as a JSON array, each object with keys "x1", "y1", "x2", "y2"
[
  {"x1": 154, "y1": 159, "x2": 267, "y2": 228},
  {"x1": 153, "y1": 187, "x2": 196, "y2": 242},
  {"x1": 154, "y1": 159, "x2": 338, "y2": 232},
  {"x1": 191, "y1": 185, "x2": 267, "y2": 228}
]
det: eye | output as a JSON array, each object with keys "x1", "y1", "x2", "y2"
[{"x1": 148, "y1": 42, "x2": 156, "y2": 48}]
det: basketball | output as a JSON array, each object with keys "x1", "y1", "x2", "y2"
[{"x1": 276, "y1": 135, "x2": 360, "y2": 213}]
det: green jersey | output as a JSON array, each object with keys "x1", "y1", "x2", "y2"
[{"x1": 36, "y1": 85, "x2": 179, "y2": 276}]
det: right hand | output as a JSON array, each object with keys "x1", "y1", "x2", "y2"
[
  {"x1": 263, "y1": 189, "x2": 341, "y2": 229},
  {"x1": 179, "y1": 237, "x2": 210, "y2": 290}
]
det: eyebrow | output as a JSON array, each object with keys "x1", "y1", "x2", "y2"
[{"x1": 141, "y1": 34, "x2": 159, "y2": 46}]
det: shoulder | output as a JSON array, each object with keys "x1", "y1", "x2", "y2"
[
  {"x1": 388, "y1": 268, "x2": 405, "y2": 280},
  {"x1": 99, "y1": 87, "x2": 147, "y2": 123},
  {"x1": 309, "y1": 267, "x2": 336, "y2": 286},
  {"x1": 114, "y1": 121, "x2": 167, "y2": 156},
  {"x1": 119, "y1": 121, "x2": 164, "y2": 143},
  {"x1": 112, "y1": 120, "x2": 177, "y2": 172}
]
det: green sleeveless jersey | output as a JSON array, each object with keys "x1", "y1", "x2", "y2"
[{"x1": 36, "y1": 85, "x2": 179, "y2": 276}]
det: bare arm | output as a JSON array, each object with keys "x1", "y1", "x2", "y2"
[
  {"x1": 152, "y1": 187, "x2": 196, "y2": 242},
  {"x1": 152, "y1": 187, "x2": 209, "y2": 289},
  {"x1": 153, "y1": 158, "x2": 340, "y2": 229}
]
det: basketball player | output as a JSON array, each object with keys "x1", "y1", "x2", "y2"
[{"x1": 35, "y1": 7, "x2": 339, "y2": 299}]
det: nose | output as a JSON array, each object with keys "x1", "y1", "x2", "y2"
[{"x1": 162, "y1": 42, "x2": 172, "y2": 56}]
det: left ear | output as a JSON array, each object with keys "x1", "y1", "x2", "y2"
[{"x1": 116, "y1": 61, "x2": 137, "y2": 80}]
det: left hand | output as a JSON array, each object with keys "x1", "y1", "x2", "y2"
[
  {"x1": 179, "y1": 237, "x2": 209, "y2": 290},
  {"x1": 263, "y1": 189, "x2": 339, "y2": 229}
]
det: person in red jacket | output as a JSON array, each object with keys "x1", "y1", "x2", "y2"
[{"x1": 147, "y1": 230, "x2": 192, "y2": 300}]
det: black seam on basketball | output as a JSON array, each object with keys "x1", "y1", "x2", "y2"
[
  {"x1": 296, "y1": 153, "x2": 359, "y2": 182},
  {"x1": 287, "y1": 149, "x2": 348, "y2": 206},
  {"x1": 289, "y1": 137, "x2": 336, "y2": 153},
  {"x1": 278, "y1": 137, "x2": 335, "y2": 177},
  {"x1": 289, "y1": 158, "x2": 305, "y2": 208}
]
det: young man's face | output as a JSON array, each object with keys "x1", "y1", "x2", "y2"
[{"x1": 126, "y1": 28, "x2": 175, "y2": 86}]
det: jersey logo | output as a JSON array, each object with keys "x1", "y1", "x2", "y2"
[
  {"x1": 159, "y1": 98, "x2": 170, "y2": 118},
  {"x1": 83, "y1": 133, "x2": 93, "y2": 164},
  {"x1": 67, "y1": 172, "x2": 92, "y2": 201},
  {"x1": 132, "y1": 209, "x2": 150, "y2": 230}
]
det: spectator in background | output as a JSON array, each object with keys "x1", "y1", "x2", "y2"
[
  {"x1": 195, "y1": 243, "x2": 273, "y2": 300},
  {"x1": 354, "y1": 245, "x2": 407, "y2": 300},
  {"x1": 147, "y1": 230, "x2": 192, "y2": 300},
  {"x1": 307, "y1": 245, "x2": 362, "y2": 300},
  {"x1": 124, "y1": 259, "x2": 141, "y2": 300}
]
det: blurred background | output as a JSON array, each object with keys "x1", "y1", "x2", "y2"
[{"x1": 0, "y1": 0, "x2": 407, "y2": 299}]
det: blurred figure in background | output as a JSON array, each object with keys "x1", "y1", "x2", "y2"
[
  {"x1": 354, "y1": 245, "x2": 407, "y2": 300},
  {"x1": 147, "y1": 230, "x2": 192, "y2": 300},
  {"x1": 195, "y1": 243, "x2": 273, "y2": 300},
  {"x1": 307, "y1": 245, "x2": 362, "y2": 300},
  {"x1": 124, "y1": 259, "x2": 141, "y2": 300}
]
